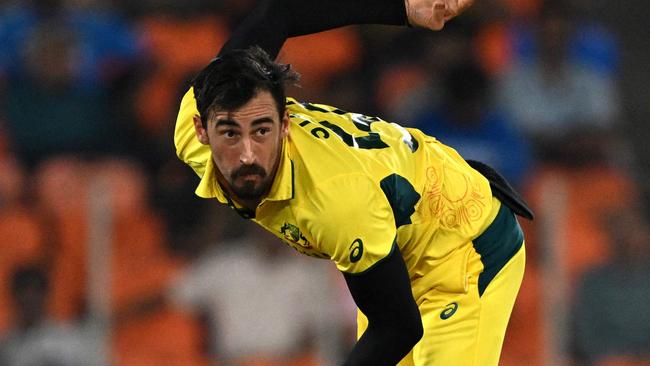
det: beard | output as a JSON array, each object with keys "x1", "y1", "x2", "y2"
[{"x1": 229, "y1": 164, "x2": 270, "y2": 200}]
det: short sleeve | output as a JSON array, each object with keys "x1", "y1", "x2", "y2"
[
  {"x1": 174, "y1": 87, "x2": 211, "y2": 178},
  {"x1": 301, "y1": 174, "x2": 397, "y2": 274}
]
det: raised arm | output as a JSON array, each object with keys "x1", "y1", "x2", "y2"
[
  {"x1": 219, "y1": 0, "x2": 408, "y2": 59},
  {"x1": 219, "y1": 0, "x2": 475, "y2": 59}
]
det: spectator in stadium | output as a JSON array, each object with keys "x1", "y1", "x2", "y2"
[
  {"x1": 372, "y1": 23, "x2": 475, "y2": 125},
  {"x1": 572, "y1": 206, "x2": 650, "y2": 366},
  {"x1": 1, "y1": 21, "x2": 114, "y2": 167},
  {"x1": 411, "y1": 60, "x2": 533, "y2": 188},
  {"x1": 174, "y1": 0, "x2": 533, "y2": 365},
  {"x1": 495, "y1": 0, "x2": 621, "y2": 160},
  {"x1": 169, "y1": 220, "x2": 345, "y2": 365},
  {"x1": 0, "y1": 266, "x2": 93, "y2": 366},
  {"x1": 0, "y1": 0, "x2": 141, "y2": 167},
  {"x1": 0, "y1": 0, "x2": 141, "y2": 89},
  {"x1": 506, "y1": 0, "x2": 620, "y2": 79}
]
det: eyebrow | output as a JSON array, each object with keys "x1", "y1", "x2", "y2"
[
  {"x1": 214, "y1": 119, "x2": 239, "y2": 128},
  {"x1": 214, "y1": 116, "x2": 275, "y2": 128}
]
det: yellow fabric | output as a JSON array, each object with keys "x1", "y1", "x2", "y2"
[
  {"x1": 357, "y1": 243, "x2": 526, "y2": 366},
  {"x1": 174, "y1": 87, "x2": 499, "y2": 299}
]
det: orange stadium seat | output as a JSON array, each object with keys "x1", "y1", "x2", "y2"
[
  {"x1": 500, "y1": 263, "x2": 544, "y2": 366},
  {"x1": 0, "y1": 156, "x2": 46, "y2": 335},
  {"x1": 501, "y1": 163, "x2": 637, "y2": 366},
  {"x1": 374, "y1": 62, "x2": 430, "y2": 117},
  {"x1": 90, "y1": 160, "x2": 182, "y2": 311},
  {"x1": 34, "y1": 157, "x2": 206, "y2": 365},
  {"x1": 113, "y1": 308, "x2": 210, "y2": 366},
  {"x1": 475, "y1": 22, "x2": 513, "y2": 76},
  {"x1": 0, "y1": 155, "x2": 26, "y2": 208},
  {"x1": 135, "y1": 15, "x2": 229, "y2": 135},
  {"x1": 523, "y1": 164, "x2": 636, "y2": 287},
  {"x1": 0, "y1": 209, "x2": 46, "y2": 335},
  {"x1": 231, "y1": 353, "x2": 318, "y2": 366},
  {"x1": 35, "y1": 157, "x2": 92, "y2": 320},
  {"x1": 280, "y1": 28, "x2": 360, "y2": 95}
]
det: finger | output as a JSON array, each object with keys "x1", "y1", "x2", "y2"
[
  {"x1": 457, "y1": 0, "x2": 474, "y2": 14},
  {"x1": 447, "y1": 0, "x2": 459, "y2": 16},
  {"x1": 431, "y1": 0, "x2": 446, "y2": 30},
  {"x1": 444, "y1": 9, "x2": 455, "y2": 22},
  {"x1": 446, "y1": 0, "x2": 472, "y2": 21}
]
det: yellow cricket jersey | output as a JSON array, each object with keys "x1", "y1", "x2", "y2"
[{"x1": 175, "y1": 88, "x2": 502, "y2": 301}]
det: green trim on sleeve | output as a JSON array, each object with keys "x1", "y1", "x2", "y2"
[{"x1": 380, "y1": 174, "x2": 420, "y2": 228}]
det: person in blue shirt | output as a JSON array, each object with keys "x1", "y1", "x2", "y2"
[{"x1": 411, "y1": 61, "x2": 533, "y2": 188}]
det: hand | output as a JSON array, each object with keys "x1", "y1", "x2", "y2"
[{"x1": 404, "y1": 0, "x2": 474, "y2": 31}]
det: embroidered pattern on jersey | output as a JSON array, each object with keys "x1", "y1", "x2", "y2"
[{"x1": 424, "y1": 165, "x2": 487, "y2": 228}]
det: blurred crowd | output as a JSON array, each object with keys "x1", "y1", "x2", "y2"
[{"x1": 1, "y1": 0, "x2": 649, "y2": 365}]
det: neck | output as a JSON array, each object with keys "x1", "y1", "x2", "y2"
[
  {"x1": 239, "y1": 197, "x2": 262, "y2": 211},
  {"x1": 218, "y1": 181, "x2": 261, "y2": 212}
]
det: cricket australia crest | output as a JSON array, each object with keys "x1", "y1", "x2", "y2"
[{"x1": 280, "y1": 222, "x2": 312, "y2": 248}]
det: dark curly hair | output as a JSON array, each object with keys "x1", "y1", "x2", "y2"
[{"x1": 192, "y1": 46, "x2": 300, "y2": 127}]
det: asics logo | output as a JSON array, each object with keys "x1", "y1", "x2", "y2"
[
  {"x1": 349, "y1": 238, "x2": 364, "y2": 263},
  {"x1": 440, "y1": 302, "x2": 458, "y2": 320}
]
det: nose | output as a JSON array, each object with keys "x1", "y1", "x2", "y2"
[{"x1": 239, "y1": 137, "x2": 256, "y2": 165}]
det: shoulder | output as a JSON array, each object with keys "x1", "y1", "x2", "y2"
[
  {"x1": 302, "y1": 173, "x2": 391, "y2": 218},
  {"x1": 295, "y1": 174, "x2": 397, "y2": 274},
  {"x1": 174, "y1": 88, "x2": 212, "y2": 176}
]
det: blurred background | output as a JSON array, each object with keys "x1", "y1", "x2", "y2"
[{"x1": 1, "y1": 0, "x2": 649, "y2": 365}]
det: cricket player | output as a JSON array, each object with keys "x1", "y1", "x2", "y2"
[{"x1": 174, "y1": 0, "x2": 533, "y2": 364}]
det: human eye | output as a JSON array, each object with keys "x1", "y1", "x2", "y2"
[
  {"x1": 256, "y1": 127, "x2": 271, "y2": 136},
  {"x1": 219, "y1": 129, "x2": 237, "y2": 138}
]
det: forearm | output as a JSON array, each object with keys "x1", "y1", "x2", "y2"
[
  {"x1": 344, "y1": 322, "x2": 421, "y2": 365},
  {"x1": 343, "y1": 243, "x2": 423, "y2": 365},
  {"x1": 284, "y1": 0, "x2": 407, "y2": 35},
  {"x1": 219, "y1": 0, "x2": 407, "y2": 59}
]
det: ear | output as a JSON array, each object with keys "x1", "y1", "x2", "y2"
[
  {"x1": 280, "y1": 110, "x2": 290, "y2": 138},
  {"x1": 193, "y1": 115, "x2": 210, "y2": 145}
]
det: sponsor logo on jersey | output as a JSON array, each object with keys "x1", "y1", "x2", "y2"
[
  {"x1": 349, "y1": 238, "x2": 364, "y2": 263},
  {"x1": 440, "y1": 302, "x2": 459, "y2": 320}
]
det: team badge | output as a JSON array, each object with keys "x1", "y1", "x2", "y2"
[{"x1": 280, "y1": 222, "x2": 312, "y2": 248}]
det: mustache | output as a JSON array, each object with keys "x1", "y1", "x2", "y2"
[{"x1": 231, "y1": 164, "x2": 267, "y2": 180}]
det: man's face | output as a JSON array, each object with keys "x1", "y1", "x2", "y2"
[{"x1": 193, "y1": 90, "x2": 289, "y2": 203}]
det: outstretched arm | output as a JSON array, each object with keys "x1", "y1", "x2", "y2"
[
  {"x1": 219, "y1": 0, "x2": 408, "y2": 59},
  {"x1": 219, "y1": 0, "x2": 475, "y2": 59}
]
